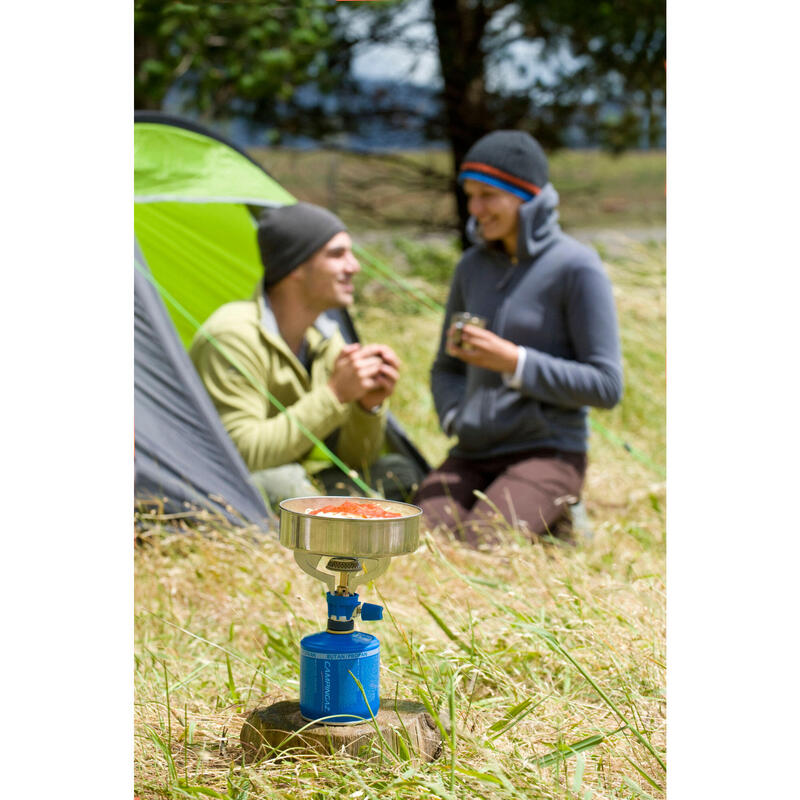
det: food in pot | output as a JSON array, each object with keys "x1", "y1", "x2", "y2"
[{"x1": 306, "y1": 500, "x2": 403, "y2": 519}]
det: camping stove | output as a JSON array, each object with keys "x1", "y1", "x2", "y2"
[{"x1": 279, "y1": 496, "x2": 421, "y2": 725}]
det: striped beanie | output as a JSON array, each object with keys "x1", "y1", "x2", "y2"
[{"x1": 458, "y1": 130, "x2": 548, "y2": 201}]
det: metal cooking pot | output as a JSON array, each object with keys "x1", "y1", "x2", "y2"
[{"x1": 279, "y1": 496, "x2": 421, "y2": 558}]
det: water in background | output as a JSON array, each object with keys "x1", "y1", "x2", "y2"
[{"x1": 163, "y1": 78, "x2": 665, "y2": 152}]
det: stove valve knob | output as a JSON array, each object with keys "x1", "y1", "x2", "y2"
[{"x1": 359, "y1": 602, "x2": 383, "y2": 621}]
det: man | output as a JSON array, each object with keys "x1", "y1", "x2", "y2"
[
  {"x1": 190, "y1": 202, "x2": 422, "y2": 507},
  {"x1": 414, "y1": 130, "x2": 623, "y2": 546}
]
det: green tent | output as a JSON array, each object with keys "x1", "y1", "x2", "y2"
[
  {"x1": 134, "y1": 112, "x2": 428, "y2": 525},
  {"x1": 135, "y1": 113, "x2": 296, "y2": 347}
]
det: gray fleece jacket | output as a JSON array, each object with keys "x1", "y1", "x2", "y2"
[{"x1": 431, "y1": 183, "x2": 623, "y2": 458}]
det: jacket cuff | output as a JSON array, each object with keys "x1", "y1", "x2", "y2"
[
  {"x1": 441, "y1": 407, "x2": 458, "y2": 436},
  {"x1": 502, "y1": 346, "x2": 526, "y2": 389},
  {"x1": 355, "y1": 400, "x2": 387, "y2": 416}
]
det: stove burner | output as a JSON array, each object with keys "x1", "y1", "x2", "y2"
[{"x1": 326, "y1": 557, "x2": 362, "y2": 573}]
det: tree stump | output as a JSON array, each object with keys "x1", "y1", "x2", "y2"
[{"x1": 241, "y1": 699, "x2": 445, "y2": 764}]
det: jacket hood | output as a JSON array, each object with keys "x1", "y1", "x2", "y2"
[{"x1": 465, "y1": 182, "x2": 561, "y2": 261}]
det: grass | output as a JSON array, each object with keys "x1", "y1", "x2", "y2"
[
  {"x1": 136, "y1": 515, "x2": 665, "y2": 799},
  {"x1": 135, "y1": 152, "x2": 666, "y2": 798}
]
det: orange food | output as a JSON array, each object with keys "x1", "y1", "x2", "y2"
[{"x1": 308, "y1": 500, "x2": 402, "y2": 519}]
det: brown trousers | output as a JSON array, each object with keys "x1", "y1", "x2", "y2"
[{"x1": 414, "y1": 448, "x2": 587, "y2": 548}]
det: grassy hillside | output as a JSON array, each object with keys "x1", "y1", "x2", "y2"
[
  {"x1": 135, "y1": 151, "x2": 666, "y2": 799},
  {"x1": 249, "y1": 147, "x2": 666, "y2": 233}
]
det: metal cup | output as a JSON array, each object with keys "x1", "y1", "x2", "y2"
[{"x1": 451, "y1": 311, "x2": 487, "y2": 349}]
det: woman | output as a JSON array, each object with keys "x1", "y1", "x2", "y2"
[{"x1": 415, "y1": 130, "x2": 623, "y2": 547}]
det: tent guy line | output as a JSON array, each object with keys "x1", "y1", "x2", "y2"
[
  {"x1": 589, "y1": 417, "x2": 665, "y2": 478},
  {"x1": 353, "y1": 243, "x2": 446, "y2": 316}
]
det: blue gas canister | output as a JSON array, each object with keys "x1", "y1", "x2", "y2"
[
  {"x1": 299, "y1": 591, "x2": 382, "y2": 724},
  {"x1": 299, "y1": 630, "x2": 380, "y2": 723}
]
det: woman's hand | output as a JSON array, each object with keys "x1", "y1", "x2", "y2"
[{"x1": 446, "y1": 324, "x2": 519, "y2": 374}]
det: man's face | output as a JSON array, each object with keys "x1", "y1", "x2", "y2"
[
  {"x1": 297, "y1": 231, "x2": 360, "y2": 310},
  {"x1": 463, "y1": 178, "x2": 523, "y2": 247}
]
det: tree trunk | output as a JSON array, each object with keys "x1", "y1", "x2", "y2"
[
  {"x1": 430, "y1": 0, "x2": 493, "y2": 249},
  {"x1": 134, "y1": 33, "x2": 166, "y2": 111}
]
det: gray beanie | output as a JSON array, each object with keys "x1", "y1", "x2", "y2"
[{"x1": 258, "y1": 202, "x2": 346, "y2": 288}]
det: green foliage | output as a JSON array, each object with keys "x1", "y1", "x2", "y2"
[
  {"x1": 600, "y1": 110, "x2": 649, "y2": 155},
  {"x1": 531, "y1": 0, "x2": 667, "y2": 147},
  {"x1": 134, "y1": 0, "x2": 343, "y2": 130},
  {"x1": 391, "y1": 237, "x2": 459, "y2": 286},
  {"x1": 344, "y1": 0, "x2": 665, "y2": 149},
  {"x1": 136, "y1": 0, "x2": 665, "y2": 153}
]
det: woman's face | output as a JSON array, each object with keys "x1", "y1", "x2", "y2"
[{"x1": 463, "y1": 178, "x2": 523, "y2": 251}]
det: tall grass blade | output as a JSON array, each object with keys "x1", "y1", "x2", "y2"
[
  {"x1": 147, "y1": 613, "x2": 286, "y2": 690},
  {"x1": 164, "y1": 661, "x2": 172, "y2": 750},
  {"x1": 418, "y1": 598, "x2": 472, "y2": 655},
  {"x1": 171, "y1": 661, "x2": 213, "y2": 692},
  {"x1": 488, "y1": 697, "x2": 533, "y2": 733},
  {"x1": 452, "y1": 765, "x2": 503, "y2": 786},
  {"x1": 487, "y1": 694, "x2": 551, "y2": 741},
  {"x1": 623, "y1": 754, "x2": 664, "y2": 793},
  {"x1": 535, "y1": 725, "x2": 626, "y2": 767},
  {"x1": 347, "y1": 670, "x2": 401, "y2": 764},
  {"x1": 144, "y1": 724, "x2": 178, "y2": 785},
  {"x1": 413, "y1": 685, "x2": 451, "y2": 743},
  {"x1": 423, "y1": 554, "x2": 666, "y2": 772},
  {"x1": 621, "y1": 776, "x2": 657, "y2": 799},
  {"x1": 224, "y1": 654, "x2": 241, "y2": 706},
  {"x1": 174, "y1": 785, "x2": 224, "y2": 798},
  {"x1": 527, "y1": 627, "x2": 666, "y2": 772},
  {"x1": 448, "y1": 670, "x2": 457, "y2": 791},
  {"x1": 571, "y1": 752, "x2": 586, "y2": 794}
]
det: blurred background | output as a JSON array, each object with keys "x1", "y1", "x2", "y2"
[{"x1": 134, "y1": 0, "x2": 665, "y2": 236}]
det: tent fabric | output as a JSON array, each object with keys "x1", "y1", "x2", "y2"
[
  {"x1": 134, "y1": 201, "x2": 265, "y2": 348},
  {"x1": 135, "y1": 121, "x2": 295, "y2": 206},
  {"x1": 134, "y1": 111, "x2": 430, "y2": 525},
  {"x1": 135, "y1": 117, "x2": 294, "y2": 348},
  {"x1": 135, "y1": 241, "x2": 273, "y2": 528}
]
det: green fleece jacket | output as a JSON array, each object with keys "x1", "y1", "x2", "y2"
[{"x1": 189, "y1": 286, "x2": 387, "y2": 474}]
